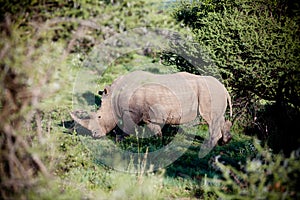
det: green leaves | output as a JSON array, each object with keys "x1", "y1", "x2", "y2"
[
  {"x1": 174, "y1": 0, "x2": 300, "y2": 108},
  {"x1": 202, "y1": 141, "x2": 300, "y2": 199}
]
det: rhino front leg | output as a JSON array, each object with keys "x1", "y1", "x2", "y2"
[
  {"x1": 146, "y1": 123, "x2": 162, "y2": 137},
  {"x1": 121, "y1": 111, "x2": 139, "y2": 135}
]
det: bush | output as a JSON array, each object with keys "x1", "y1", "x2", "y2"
[
  {"x1": 201, "y1": 140, "x2": 300, "y2": 199},
  {"x1": 173, "y1": 0, "x2": 300, "y2": 107},
  {"x1": 0, "y1": 13, "x2": 66, "y2": 199}
]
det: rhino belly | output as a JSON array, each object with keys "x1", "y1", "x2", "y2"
[{"x1": 146, "y1": 102, "x2": 198, "y2": 125}]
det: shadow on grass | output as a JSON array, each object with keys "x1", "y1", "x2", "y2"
[
  {"x1": 245, "y1": 103, "x2": 300, "y2": 156},
  {"x1": 73, "y1": 91, "x2": 102, "y2": 109},
  {"x1": 164, "y1": 137, "x2": 255, "y2": 180},
  {"x1": 62, "y1": 117, "x2": 255, "y2": 180}
]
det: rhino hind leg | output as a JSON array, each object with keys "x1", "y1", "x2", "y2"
[
  {"x1": 209, "y1": 116, "x2": 225, "y2": 146},
  {"x1": 199, "y1": 117, "x2": 223, "y2": 158},
  {"x1": 219, "y1": 120, "x2": 232, "y2": 145}
]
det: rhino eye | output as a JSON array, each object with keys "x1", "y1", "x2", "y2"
[{"x1": 98, "y1": 116, "x2": 101, "y2": 119}]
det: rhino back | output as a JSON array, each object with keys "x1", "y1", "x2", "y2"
[{"x1": 110, "y1": 71, "x2": 200, "y2": 124}]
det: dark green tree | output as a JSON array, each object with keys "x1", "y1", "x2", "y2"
[
  {"x1": 172, "y1": 0, "x2": 300, "y2": 153},
  {"x1": 174, "y1": 0, "x2": 299, "y2": 107}
]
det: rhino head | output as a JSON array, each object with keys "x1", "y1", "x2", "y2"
[{"x1": 70, "y1": 86, "x2": 117, "y2": 138}]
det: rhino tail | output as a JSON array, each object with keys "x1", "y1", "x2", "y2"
[{"x1": 225, "y1": 90, "x2": 232, "y2": 118}]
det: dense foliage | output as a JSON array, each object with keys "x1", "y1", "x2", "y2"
[
  {"x1": 173, "y1": 0, "x2": 300, "y2": 106},
  {"x1": 172, "y1": 0, "x2": 300, "y2": 153},
  {"x1": 202, "y1": 140, "x2": 300, "y2": 199}
]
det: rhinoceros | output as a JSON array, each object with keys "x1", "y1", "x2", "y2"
[{"x1": 71, "y1": 71, "x2": 232, "y2": 149}]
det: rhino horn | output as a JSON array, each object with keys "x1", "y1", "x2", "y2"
[{"x1": 70, "y1": 111, "x2": 90, "y2": 129}]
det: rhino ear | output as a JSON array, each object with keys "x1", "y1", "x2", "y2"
[
  {"x1": 98, "y1": 86, "x2": 110, "y2": 96},
  {"x1": 103, "y1": 86, "x2": 111, "y2": 95},
  {"x1": 70, "y1": 111, "x2": 91, "y2": 129}
]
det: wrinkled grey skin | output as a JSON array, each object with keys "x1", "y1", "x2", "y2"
[{"x1": 71, "y1": 71, "x2": 232, "y2": 146}]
